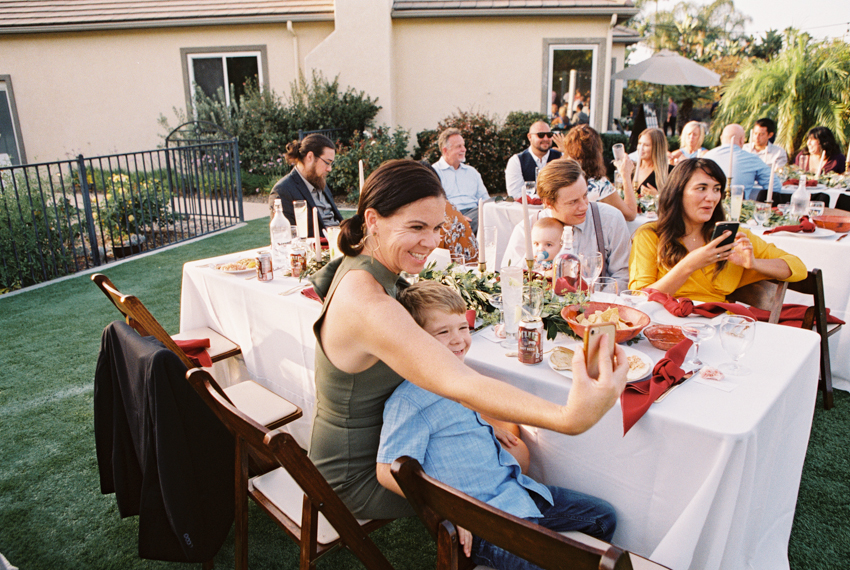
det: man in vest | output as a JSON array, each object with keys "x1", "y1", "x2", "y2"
[{"x1": 504, "y1": 121, "x2": 562, "y2": 200}]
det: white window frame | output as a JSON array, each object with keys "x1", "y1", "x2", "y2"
[
  {"x1": 547, "y1": 43, "x2": 599, "y2": 127},
  {"x1": 0, "y1": 75, "x2": 26, "y2": 165},
  {"x1": 180, "y1": 46, "x2": 269, "y2": 114}
]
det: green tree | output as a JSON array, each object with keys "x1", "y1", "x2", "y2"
[{"x1": 711, "y1": 32, "x2": 850, "y2": 156}]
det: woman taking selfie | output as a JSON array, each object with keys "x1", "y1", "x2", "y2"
[
  {"x1": 308, "y1": 159, "x2": 628, "y2": 519},
  {"x1": 633, "y1": 127, "x2": 671, "y2": 196},
  {"x1": 628, "y1": 158, "x2": 806, "y2": 302}
]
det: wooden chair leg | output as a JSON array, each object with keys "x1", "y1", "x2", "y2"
[
  {"x1": 819, "y1": 335, "x2": 834, "y2": 410},
  {"x1": 300, "y1": 495, "x2": 320, "y2": 570},
  {"x1": 202, "y1": 560, "x2": 214, "y2": 569},
  {"x1": 235, "y1": 438, "x2": 249, "y2": 570}
]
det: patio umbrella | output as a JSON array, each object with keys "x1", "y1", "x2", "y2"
[{"x1": 613, "y1": 49, "x2": 720, "y2": 87}]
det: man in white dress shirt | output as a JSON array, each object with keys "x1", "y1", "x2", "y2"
[
  {"x1": 504, "y1": 121, "x2": 562, "y2": 200},
  {"x1": 432, "y1": 128, "x2": 490, "y2": 233},
  {"x1": 742, "y1": 118, "x2": 788, "y2": 168}
]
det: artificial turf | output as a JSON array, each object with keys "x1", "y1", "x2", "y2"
[{"x1": 0, "y1": 218, "x2": 846, "y2": 569}]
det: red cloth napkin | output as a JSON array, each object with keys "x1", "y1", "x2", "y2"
[
  {"x1": 763, "y1": 216, "x2": 816, "y2": 234},
  {"x1": 174, "y1": 338, "x2": 212, "y2": 368},
  {"x1": 527, "y1": 197, "x2": 543, "y2": 205},
  {"x1": 301, "y1": 286, "x2": 322, "y2": 303},
  {"x1": 554, "y1": 277, "x2": 589, "y2": 295},
  {"x1": 748, "y1": 304, "x2": 845, "y2": 327},
  {"x1": 465, "y1": 309, "x2": 476, "y2": 329},
  {"x1": 621, "y1": 339, "x2": 693, "y2": 435},
  {"x1": 782, "y1": 179, "x2": 817, "y2": 187},
  {"x1": 644, "y1": 289, "x2": 755, "y2": 319}
]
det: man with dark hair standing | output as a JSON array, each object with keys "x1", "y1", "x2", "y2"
[
  {"x1": 504, "y1": 121, "x2": 562, "y2": 200},
  {"x1": 268, "y1": 133, "x2": 343, "y2": 238},
  {"x1": 743, "y1": 118, "x2": 788, "y2": 168}
]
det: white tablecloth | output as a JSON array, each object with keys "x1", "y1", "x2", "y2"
[
  {"x1": 751, "y1": 226, "x2": 850, "y2": 391},
  {"x1": 774, "y1": 184, "x2": 850, "y2": 208},
  {"x1": 465, "y1": 301, "x2": 819, "y2": 570},
  {"x1": 180, "y1": 251, "x2": 820, "y2": 570}
]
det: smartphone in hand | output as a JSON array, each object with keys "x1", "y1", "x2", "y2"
[
  {"x1": 711, "y1": 221, "x2": 739, "y2": 248},
  {"x1": 584, "y1": 323, "x2": 616, "y2": 379}
]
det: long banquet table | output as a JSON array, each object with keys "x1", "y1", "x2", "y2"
[{"x1": 180, "y1": 251, "x2": 820, "y2": 570}]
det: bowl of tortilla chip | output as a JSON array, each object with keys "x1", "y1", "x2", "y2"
[{"x1": 561, "y1": 302, "x2": 650, "y2": 343}]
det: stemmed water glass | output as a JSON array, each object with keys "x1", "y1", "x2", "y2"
[
  {"x1": 719, "y1": 315, "x2": 756, "y2": 375},
  {"x1": 753, "y1": 202, "x2": 772, "y2": 230},
  {"x1": 681, "y1": 323, "x2": 715, "y2": 369},
  {"x1": 590, "y1": 277, "x2": 619, "y2": 303},
  {"x1": 579, "y1": 252, "x2": 603, "y2": 294}
]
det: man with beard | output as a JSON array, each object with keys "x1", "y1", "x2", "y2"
[
  {"x1": 504, "y1": 121, "x2": 561, "y2": 200},
  {"x1": 268, "y1": 134, "x2": 343, "y2": 238}
]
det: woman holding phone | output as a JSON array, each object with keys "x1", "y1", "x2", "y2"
[{"x1": 628, "y1": 158, "x2": 806, "y2": 302}]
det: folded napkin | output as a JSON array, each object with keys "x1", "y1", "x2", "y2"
[
  {"x1": 527, "y1": 197, "x2": 543, "y2": 205},
  {"x1": 174, "y1": 338, "x2": 212, "y2": 368},
  {"x1": 782, "y1": 179, "x2": 817, "y2": 187},
  {"x1": 763, "y1": 216, "x2": 816, "y2": 234},
  {"x1": 554, "y1": 276, "x2": 589, "y2": 294},
  {"x1": 465, "y1": 309, "x2": 476, "y2": 329},
  {"x1": 644, "y1": 289, "x2": 754, "y2": 319},
  {"x1": 747, "y1": 304, "x2": 846, "y2": 327},
  {"x1": 301, "y1": 286, "x2": 322, "y2": 303},
  {"x1": 621, "y1": 339, "x2": 693, "y2": 435}
]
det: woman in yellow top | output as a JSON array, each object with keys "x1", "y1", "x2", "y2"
[{"x1": 629, "y1": 158, "x2": 806, "y2": 302}]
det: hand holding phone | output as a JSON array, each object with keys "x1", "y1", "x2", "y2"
[
  {"x1": 584, "y1": 323, "x2": 616, "y2": 379},
  {"x1": 711, "y1": 221, "x2": 739, "y2": 248}
]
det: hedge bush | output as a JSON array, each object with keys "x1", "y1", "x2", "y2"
[{"x1": 326, "y1": 127, "x2": 410, "y2": 202}]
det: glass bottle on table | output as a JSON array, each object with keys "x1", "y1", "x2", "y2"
[
  {"x1": 553, "y1": 225, "x2": 581, "y2": 296},
  {"x1": 270, "y1": 199, "x2": 292, "y2": 270},
  {"x1": 790, "y1": 176, "x2": 810, "y2": 222}
]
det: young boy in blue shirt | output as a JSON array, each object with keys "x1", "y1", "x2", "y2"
[{"x1": 376, "y1": 281, "x2": 619, "y2": 570}]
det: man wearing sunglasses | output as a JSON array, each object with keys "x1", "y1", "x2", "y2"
[
  {"x1": 268, "y1": 133, "x2": 343, "y2": 238},
  {"x1": 505, "y1": 121, "x2": 562, "y2": 200}
]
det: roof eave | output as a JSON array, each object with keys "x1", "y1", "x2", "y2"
[
  {"x1": 392, "y1": 7, "x2": 640, "y2": 23},
  {"x1": 0, "y1": 13, "x2": 334, "y2": 35}
]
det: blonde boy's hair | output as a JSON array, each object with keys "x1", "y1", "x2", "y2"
[
  {"x1": 398, "y1": 281, "x2": 466, "y2": 328},
  {"x1": 533, "y1": 216, "x2": 565, "y2": 235}
]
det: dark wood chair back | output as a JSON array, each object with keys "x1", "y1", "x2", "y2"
[
  {"x1": 186, "y1": 368, "x2": 393, "y2": 570},
  {"x1": 727, "y1": 279, "x2": 788, "y2": 323},
  {"x1": 92, "y1": 273, "x2": 197, "y2": 368},
  {"x1": 786, "y1": 268, "x2": 842, "y2": 409},
  {"x1": 391, "y1": 456, "x2": 662, "y2": 570}
]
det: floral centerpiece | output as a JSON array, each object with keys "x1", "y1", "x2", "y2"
[{"x1": 778, "y1": 164, "x2": 850, "y2": 189}]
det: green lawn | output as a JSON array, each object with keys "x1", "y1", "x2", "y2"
[{"x1": 0, "y1": 218, "x2": 847, "y2": 569}]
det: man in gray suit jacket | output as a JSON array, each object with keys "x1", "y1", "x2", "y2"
[{"x1": 268, "y1": 133, "x2": 343, "y2": 238}]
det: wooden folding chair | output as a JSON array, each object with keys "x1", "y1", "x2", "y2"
[
  {"x1": 728, "y1": 278, "x2": 788, "y2": 323},
  {"x1": 786, "y1": 269, "x2": 842, "y2": 409},
  {"x1": 391, "y1": 456, "x2": 669, "y2": 570},
  {"x1": 186, "y1": 368, "x2": 395, "y2": 570},
  {"x1": 92, "y1": 273, "x2": 294, "y2": 428}
]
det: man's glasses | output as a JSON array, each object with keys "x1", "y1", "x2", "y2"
[
  {"x1": 533, "y1": 132, "x2": 554, "y2": 139},
  {"x1": 317, "y1": 156, "x2": 334, "y2": 168}
]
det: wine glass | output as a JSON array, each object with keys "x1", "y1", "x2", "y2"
[
  {"x1": 719, "y1": 315, "x2": 756, "y2": 375},
  {"x1": 499, "y1": 266, "x2": 523, "y2": 349},
  {"x1": 590, "y1": 277, "x2": 619, "y2": 303},
  {"x1": 753, "y1": 202, "x2": 772, "y2": 229},
  {"x1": 681, "y1": 323, "x2": 715, "y2": 369},
  {"x1": 579, "y1": 252, "x2": 603, "y2": 293}
]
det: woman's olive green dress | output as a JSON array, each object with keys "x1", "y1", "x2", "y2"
[{"x1": 308, "y1": 255, "x2": 416, "y2": 519}]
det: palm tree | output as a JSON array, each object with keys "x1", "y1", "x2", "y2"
[{"x1": 711, "y1": 32, "x2": 850, "y2": 157}]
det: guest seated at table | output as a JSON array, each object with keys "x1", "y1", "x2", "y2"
[
  {"x1": 554, "y1": 125, "x2": 637, "y2": 221},
  {"x1": 742, "y1": 117, "x2": 787, "y2": 168},
  {"x1": 501, "y1": 158, "x2": 631, "y2": 292},
  {"x1": 432, "y1": 128, "x2": 490, "y2": 233},
  {"x1": 633, "y1": 127, "x2": 672, "y2": 197},
  {"x1": 504, "y1": 120, "x2": 562, "y2": 200},
  {"x1": 629, "y1": 158, "x2": 807, "y2": 302},
  {"x1": 669, "y1": 121, "x2": 707, "y2": 164},
  {"x1": 376, "y1": 281, "x2": 617, "y2": 567},
  {"x1": 794, "y1": 126, "x2": 846, "y2": 175},
  {"x1": 308, "y1": 159, "x2": 629, "y2": 520},
  {"x1": 703, "y1": 124, "x2": 780, "y2": 200},
  {"x1": 268, "y1": 133, "x2": 343, "y2": 237}
]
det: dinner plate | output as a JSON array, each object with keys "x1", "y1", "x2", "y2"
[
  {"x1": 213, "y1": 258, "x2": 260, "y2": 274},
  {"x1": 771, "y1": 227, "x2": 835, "y2": 239},
  {"x1": 548, "y1": 342, "x2": 653, "y2": 382}
]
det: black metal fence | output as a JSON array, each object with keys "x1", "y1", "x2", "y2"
[{"x1": 0, "y1": 139, "x2": 243, "y2": 291}]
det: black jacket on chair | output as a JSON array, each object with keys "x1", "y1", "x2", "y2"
[
  {"x1": 94, "y1": 321, "x2": 234, "y2": 562},
  {"x1": 268, "y1": 167, "x2": 343, "y2": 238}
]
